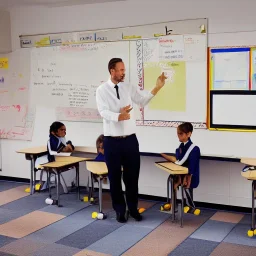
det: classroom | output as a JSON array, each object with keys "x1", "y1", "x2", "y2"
[{"x1": 1, "y1": 0, "x2": 256, "y2": 255}]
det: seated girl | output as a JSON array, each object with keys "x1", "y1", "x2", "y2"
[
  {"x1": 34, "y1": 121, "x2": 75, "y2": 192},
  {"x1": 47, "y1": 121, "x2": 75, "y2": 162}
]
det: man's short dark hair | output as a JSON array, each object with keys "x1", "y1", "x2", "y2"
[{"x1": 108, "y1": 58, "x2": 123, "y2": 73}]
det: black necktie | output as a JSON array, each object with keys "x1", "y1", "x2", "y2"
[{"x1": 114, "y1": 85, "x2": 120, "y2": 99}]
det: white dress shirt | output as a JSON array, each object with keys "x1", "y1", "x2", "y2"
[{"x1": 96, "y1": 79, "x2": 154, "y2": 136}]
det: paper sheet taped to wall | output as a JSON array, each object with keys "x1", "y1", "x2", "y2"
[
  {"x1": 0, "y1": 58, "x2": 8, "y2": 69},
  {"x1": 0, "y1": 50, "x2": 35, "y2": 140},
  {"x1": 0, "y1": 104, "x2": 35, "y2": 140}
]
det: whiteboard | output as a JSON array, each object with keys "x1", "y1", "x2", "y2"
[
  {"x1": 30, "y1": 34, "x2": 207, "y2": 127},
  {"x1": 211, "y1": 91, "x2": 256, "y2": 129}
]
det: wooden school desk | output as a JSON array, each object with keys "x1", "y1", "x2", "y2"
[
  {"x1": 155, "y1": 161, "x2": 188, "y2": 227},
  {"x1": 40, "y1": 156, "x2": 89, "y2": 207},
  {"x1": 86, "y1": 161, "x2": 108, "y2": 218},
  {"x1": 16, "y1": 146, "x2": 47, "y2": 195},
  {"x1": 17, "y1": 146, "x2": 97, "y2": 195},
  {"x1": 240, "y1": 158, "x2": 256, "y2": 237}
]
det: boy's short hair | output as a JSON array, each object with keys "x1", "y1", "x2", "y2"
[
  {"x1": 178, "y1": 122, "x2": 193, "y2": 133},
  {"x1": 96, "y1": 134, "x2": 104, "y2": 152}
]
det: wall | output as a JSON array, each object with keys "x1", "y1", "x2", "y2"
[
  {"x1": 0, "y1": 9, "x2": 11, "y2": 53},
  {"x1": 1, "y1": 0, "x2": 256, "y2": 207}
]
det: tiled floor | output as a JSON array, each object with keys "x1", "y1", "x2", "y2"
[{"x1": 0, "y1": 180, "x2": 256, "y2": 256}]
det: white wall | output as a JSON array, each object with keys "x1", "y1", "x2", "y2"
[
  {"x1": 0, "y1": 9, "x2": 11, "y2": 53},
  {"x1": 2, "y1": 0, "x2": 256, "y2": 207}
]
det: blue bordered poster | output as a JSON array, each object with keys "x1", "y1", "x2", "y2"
[{"x1": 210, "y1": 48, "x2": 250, "y2": 90}]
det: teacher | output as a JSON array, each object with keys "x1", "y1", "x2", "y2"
[{"x1": 96, "y1": 58, "x2": 167, "y2": 223}]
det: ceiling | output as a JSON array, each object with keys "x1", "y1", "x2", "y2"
[{"x1": 0, "y1": 0, "x2": 126, "y2": 9}]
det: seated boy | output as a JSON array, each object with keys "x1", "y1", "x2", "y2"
[{"x1": 161, "y1": 122, "x2": 200, "y2": 212}]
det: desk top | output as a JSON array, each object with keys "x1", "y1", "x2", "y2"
[
  {"x1": 241, "y1": 158, "x2": 256, "y2": 166},
  {"x1": 55, "y1": 156, "x2": 93, "y2": 162},
  {"x1": 41, "y1": 156, "x2": 88, "y2": 168},
  {"x1": 155, "y1": 161, "x2": 188, "y2": 175},
  {"x1": 17, "y1": 146, "x2": 97, "y2": 155},
  {"x1": 141, "y1": 152, "x2": 241, "y2": 163},
  {"x1": 74, "y1": 146, "x2": 97, "y2": 154},
  {"x1": 17, "y1": 146, "x2": 47, "y2": 154},
  {"x1": 86, "y1": 161, "x2": 108, "y2": 175}
]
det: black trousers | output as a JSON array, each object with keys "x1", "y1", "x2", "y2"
[{"x1": 104, "y1": 134, "x2": 140, "y2": 215}]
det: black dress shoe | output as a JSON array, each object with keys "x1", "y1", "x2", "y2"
[
  {"x1": 116, "y1": 212, "x2": 127, "y2": 223},
  {"x1": 129, "y1": 211, "x2": 143, "y2": 221}
]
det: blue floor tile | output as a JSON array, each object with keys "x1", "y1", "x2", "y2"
[
  {"x1": 30, "y1": 243, "x2": 80, "y2": 256},
  {"x1": 190, "y1": 220, "x2": 236, "y2": 242},
  {"x1": 224, "y1": 223, "x2": 256, "y2": 246},
  {"x1": 0, "y1": 235, "x2": 17, "y2": 248},
  {"x1": 87, "y1": 224, "x2": 151, "y2": 256},
  {"x1": 25, "y1": 206, "x2": 99, "y2": 243},
  {"x1": 169, "y1": 238, "x2": 219, "y2": 256},
  {"x1": 56, "y1": 214, "x2": 124, "y2": 249}
]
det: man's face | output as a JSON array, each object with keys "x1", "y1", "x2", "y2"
[{"x1": 111, "y1": 62, "x2": 125, "y2": 83}]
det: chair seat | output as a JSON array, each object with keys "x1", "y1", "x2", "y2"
[
  {"x1": 241, "y1": 170, "x2": 256, "y2": 180},
  {"x1": 86, "y1": 162, "x2": 108, "y2": 175}
]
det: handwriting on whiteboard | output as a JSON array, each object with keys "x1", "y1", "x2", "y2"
[
  {"x1": 56, "y1": 107, "x2": 102, "y2": 122},
  {"x1": 58, "y1": 43, "x2": 107, "y2": 52},
  {"x1": 33, "y1": 61, "x2": 99, "y2": 108},
  {"x1": 0, "y1": 105, "x2": 21, "y2": 112},
  {"x1": 0, "y1": 127, "x2": 32, "y2": 139}
]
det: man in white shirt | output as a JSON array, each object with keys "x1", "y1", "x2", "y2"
[{"x1": 96, "y1": 58, "x2": 166, "y2": 223}]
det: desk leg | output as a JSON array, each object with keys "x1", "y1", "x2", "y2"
[
  {"x1": 252, "y1": 181, "x2": 255, "y2": 231},
  {"x1": 171, "y1": 176, "x2": 175, "y2": 222},
  {"x1": 47, "y1": 171, "x2": 51, "y2": 198},
  {"x1": 89, "y1": 172, "x2": 94, "y2": 203},
  {"x1": 167, "y1": 174, "x2": 171, "y2": 203},
  {"x1": 76, "y1": 163, "x2": 80, "y2": 200},
  {"x1": 181, "y1": 185, "x2": 184, "y2": 228},
  {"x1": 30, "y1": 155, "x2": 35, "y2": 195},
  {"x1": 98, "y1": 177, "x2": 103, "y2": 213},
  {"x1": 56, "y1": 170, "x2": 61, "y2": 207}
]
